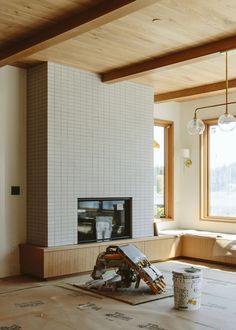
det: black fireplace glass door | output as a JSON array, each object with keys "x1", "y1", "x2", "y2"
[{"x1": 77, "y1": 198, "x2": 132, "y2": 243}]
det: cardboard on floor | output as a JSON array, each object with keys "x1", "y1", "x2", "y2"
[{"x1": 0, "y1": 260, "x2": 235, "y2": 330}]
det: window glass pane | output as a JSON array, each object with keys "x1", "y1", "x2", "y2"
[
  {"x1": 154, "y1": 126, "x2": 165, "y2": 217},
  {"x1": 209, "y1": 125, "x2": 236, "y2": 217}
]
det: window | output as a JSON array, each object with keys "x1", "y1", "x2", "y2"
[
  {"x1": 154, "y1": 119, "x2": 174, "y2": 219},
  {"x1": 201, "y1": 119, "x2": 236, "y2": 221}
]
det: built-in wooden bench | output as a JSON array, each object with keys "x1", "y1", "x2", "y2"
[
  {"x1": 20, "y1": 229, "x2": 236, "y2": 279},
  {"x1": 160, "y1": 229, "x2": 236, "y2": 267},
  {"x1": 20, "y1": 235, "x2": 182, "y2": 279}
]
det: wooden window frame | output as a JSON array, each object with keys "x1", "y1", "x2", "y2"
[
  {"x1": 200, "y1": 118, "x2": 236, "y2": 223},
  {"x1": 154, "y1": 119, "x2": 174, "y2": 220}
]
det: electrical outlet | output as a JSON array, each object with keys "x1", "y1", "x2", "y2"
[{"x1": 11, "y1": 186, "x2": 20, "y2": 195}]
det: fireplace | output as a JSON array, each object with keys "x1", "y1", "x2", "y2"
[{"x1": 77, "y1": 198, "x2": 132, "y2": 243}]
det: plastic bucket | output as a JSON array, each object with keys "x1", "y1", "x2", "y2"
[{"x1": 172, "y1": 267, "x2": 202, "y2": 311}]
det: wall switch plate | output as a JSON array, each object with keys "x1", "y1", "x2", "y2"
[{"x1": 11, "y1": 186, "x2": 20, "y2": 195}]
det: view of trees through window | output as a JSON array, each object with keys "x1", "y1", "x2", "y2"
[
  {"x1": 209, "y1": 124, "x2": 236, "y2": 217},
  {"x1": 154, "y1": 125, "x2": 165, "y2": 218}
]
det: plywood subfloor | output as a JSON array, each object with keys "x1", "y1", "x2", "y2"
[{"x1": 0, "y1": 260, "x2": 236, "y2": 330}]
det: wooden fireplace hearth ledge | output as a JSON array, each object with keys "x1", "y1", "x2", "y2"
[{"x1": 20, "y1": 230, "x2": 236, "y2": 279}]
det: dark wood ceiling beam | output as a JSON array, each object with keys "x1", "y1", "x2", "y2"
[
  {"x1": 0, "y1": 0, "x2": 157, "y2": 67},
  {"x1": 102, "y1": 35, "x2": 236, "y2": 83},
  {"x1": 154, "y1": 79, "x2": 236, "y2": 103}
]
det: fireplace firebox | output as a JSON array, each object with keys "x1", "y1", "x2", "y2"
[{"x1": 77, "y1": 198, "x2": 132, "y2": 243}]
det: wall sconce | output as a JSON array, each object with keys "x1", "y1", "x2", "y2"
[
  {"x1": 182, "y1": 148, "x2": 192, "y2": 168},
  {"x1": 153, "y1": 140, "x2": 160, "y2": 149}
]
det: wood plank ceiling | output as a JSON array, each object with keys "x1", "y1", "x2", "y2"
[{"x1": 2, "y1": 0, "x2": 236, "y2": 101}]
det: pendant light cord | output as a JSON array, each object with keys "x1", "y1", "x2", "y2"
[{"x1": 226, "y1": 51, "x2": 228, "y2": 115}]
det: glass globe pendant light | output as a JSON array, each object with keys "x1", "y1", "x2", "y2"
[
  {"x1": 187, "y1": 51, "x2": 236, "y2": 135},
  {"x1": 217, "y1": 51, "x2": 236, "y2": 132},
  {"x1": 187, "y1": 116, "x2": 205, "y2": 135},
  {"x1": 218, "y1": 112, "x2": 236, "y2": 131}
]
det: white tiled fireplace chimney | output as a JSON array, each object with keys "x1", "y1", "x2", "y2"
[{"x1": 27, "y1": 62, "x2": 154, "y2": 247}]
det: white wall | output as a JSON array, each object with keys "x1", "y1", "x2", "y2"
[
  {"x1": 0, "y1": 66, "x2": 27, "y2": 277},
  {"x1": 154, "y1": 102, "x2": 182, "y2": 230},
  {"x1": 157, "y1": 92, "x2": 236, "y2": 234}
]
